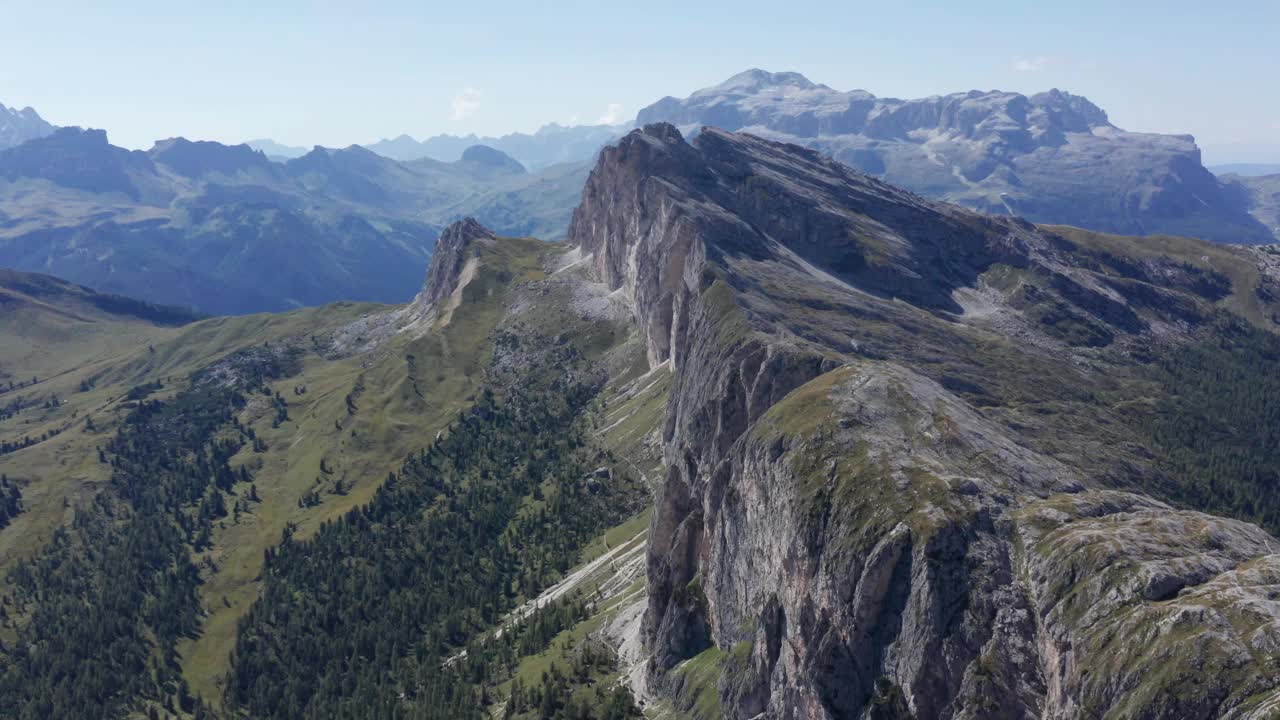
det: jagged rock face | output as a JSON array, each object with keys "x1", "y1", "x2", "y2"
[
  {"x1": 571, "y1": 123, "x2": 1280, "y2": 719},
  {"x1": 416, "y1": 217, "x2": 495, "y2": 308},
  {"x1": 636, "y1": 70, "x2": 1273, "y2": 244},
  {"x1": 0, "y1": 102, "x2": 55, "y2": 150},
  {"x1": 149, "y1": 137, "x2": 277, "y2": 179}
]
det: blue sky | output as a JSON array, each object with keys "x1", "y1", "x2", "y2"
[{"x1": 1, "y1": 0, "x2": 1276, "y2": 162}]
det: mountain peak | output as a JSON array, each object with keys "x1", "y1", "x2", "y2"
[
  {"x1": 712, "y1": 68, "x2": 819, "y2": 93},
  {"x1": 148, "y1": 137, "x2": 273, "y2": 178},
  {"x1": 0, "y1": 126, "x2": 153, "y2": 199},
  {"x1": 417, "y1": 218, "x2": 496, "y2": 308},
  {"x1": 1030, "y1": 88, "x2": 1111, "y2": 129},
  {"x1": 0, "y1": 102, "x2": 57, "y2": 150},
  {"x1": 458, "y1": 144, "x2": 526, "y2": 174},
  {"x1": 634, "y1": 72, "x2": 1269, "y2": 243}
]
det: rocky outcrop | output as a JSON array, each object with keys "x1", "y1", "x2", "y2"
[
  {"x1": 363, "y1": 216, "x2": 499, "y2": 340},
  {"x1": 571, "y1": 123, "x2": 1280, "y2": 718},
  {"x1": 417, "y1": 217, "x2": 495, "y2": 308},
  {"x1": 636, "y1": 69, "x2": 1273, "y2": 244}
]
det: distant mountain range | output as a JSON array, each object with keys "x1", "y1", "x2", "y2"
[
  {"x1": 1212, "y1": 163, "x2": 1280, "y2": 177},
  {"x1": 1, "y1": 68, "x2": 1277, "y2": 318},
  {"x1": 0, "y1": 103, "x2": 55, "y2": 150},
  {"x1": 634, "y1": 69, "x2": 1273, "y2": 244},
  {"x1": 0, "y1": 127, "x2": 587, "y2": 314},
  {"x1": 248, "y1": 123, "x2": 624, "y2": 171},
  {"x1": 248, "y1": 70, "x2": 1275, "y2": 245}
]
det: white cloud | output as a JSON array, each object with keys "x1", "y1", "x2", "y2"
[
  {"x1": 597, "y1": 103, "x2": 623, "y2": 125},
  {"x1": 451, "y1": 87, "x2": 482, "y2": 121},
  {"x1": 1013, "y1": 56, "x2": 1050, "y2": 72}
]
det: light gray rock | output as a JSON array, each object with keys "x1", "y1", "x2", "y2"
[
  {"x1": 637, "y1": 70, "x2": 1273, "y2": 244},
  {"x1": 0, "y1": 102, "x2": 54, "y2": 150},
  {"x1": 571, "y1": 123, "x2": 1280, "y2": 719}
]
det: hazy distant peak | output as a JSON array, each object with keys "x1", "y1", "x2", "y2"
[
  {"x1": 245, "y1": 138, "x2": 309, "y2": 159},
  {"x1": 148, "y1": 136, "x2": 274, "y2": 178},
  {"x1": 459, "y1": 144, "x2": 526, "y2": 174},
  {"x1": 0, "y1": 101, "x2": 57, "y2": 150},
  {"x1": 635, "y1": 70, "x2": 1273, "y2": 244},
  {"x1": 711, "y1": 68, "x2": 822, "y2": 93},
  {"x1": 363, "y1": 123, "x2": 624, "y2": 169},
  {"x1": 1030, "y1": 88, "x2": 1111, "y2": 129}
]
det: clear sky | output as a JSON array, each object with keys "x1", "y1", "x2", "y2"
[{"x1": 2, "y1": 0, "x2": 1276, "y2": 163}]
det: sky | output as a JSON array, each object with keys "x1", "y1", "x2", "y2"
[{"x1": 1, "y1": 0, "x2": 1277, "y2": 163}]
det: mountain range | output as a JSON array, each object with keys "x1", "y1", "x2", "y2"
[
  {"x1": 1, "y1": 68, "x2": 1277, "y2": 320},
  {"x1": 249, "y1": 122, "x2": 624, "y2": 171},
  {"x1": 0, "y1": 127, "x2": 588, "y2": 314},
  {"x1": 247, "y1": 70, "x2": 1277, "y2": 247},
  {"x1": 7, "y1": 122, "x2": 1280, "y2": 719},
  {"x1": 635, "y1": 69, "x2": 1273, "y2": 244}
]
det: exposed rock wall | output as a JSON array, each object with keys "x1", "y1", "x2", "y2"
[
  {"x1": 416, "y1": 216, "x2": 495, "y2": 308},
  {"x1": 570, "y1": 123, "x2": 1280, "y2": 719}
]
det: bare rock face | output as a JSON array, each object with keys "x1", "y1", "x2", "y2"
[
  {"x1": 570, "y1": 124, "x2": 1280, "y2": 718},
  {"x1": 362, "y1": 216, "x2": 500, "y2": 340},
  {"x1": 416, "y1": 216, "x2": 495, "y2": 308}
]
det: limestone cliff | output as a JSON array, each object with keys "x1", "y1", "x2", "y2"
[{"x1": 570, "y1": 124, "x2": 1280, "y2": 719}]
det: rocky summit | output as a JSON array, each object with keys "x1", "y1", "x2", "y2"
[
  {"x1": 0, "y1": 102, "x2": 54, "y2": 150},
  {"x1": 637, "y1": 70, "x2": 1273, "y2": 244}
]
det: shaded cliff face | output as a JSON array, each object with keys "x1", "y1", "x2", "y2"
[{"x1": 570, "y1": 124, "x2": 1280, "y2": 719}]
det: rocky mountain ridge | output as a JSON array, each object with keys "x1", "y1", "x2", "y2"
[
  {"x1": 249, "y1": 122, "x2": 626, "y2": 171},
  {"x1": 252, "y1": 70, "x2": 1278, "y2": 246},
  {"x1": 636, "y1": 70, "x2": 1273, "y2": 244},
  {"x1": 570, "y1": 122, "x2": 1280, "y2": 718},
  {"x1": 0, "y1": 103, "x2": 54, "y2": 150},
  {"x1": 0, "y1": 128, "x2": 584, "y2": 314},
  {"x1": 7, "y1": 122, "x2": 1280, "y2": 718}
]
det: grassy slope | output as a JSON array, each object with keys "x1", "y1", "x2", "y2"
[
  {"x1": 489, "y1": 338, "x2": 672, "y2": 718},
  {"x1": 0, "y1": 302, "x2": 379, "y2": 570},
  {"x1": 1044, "y1": 225, "x2": 1280, "y2": 326},
  {"x1": 0, "y1": 237, "x2": 555, "y2": 709},
  {"x1": 180, "y1": 237, "x2": 550, "y2": 704}
]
